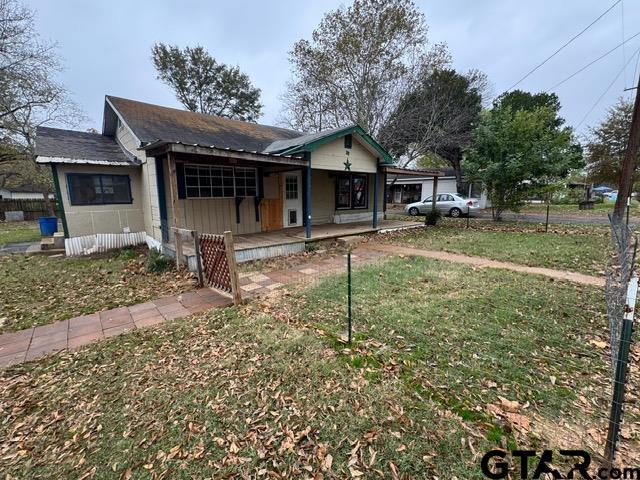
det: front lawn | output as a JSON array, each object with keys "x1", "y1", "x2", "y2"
[
  {"x1": 518, "y1": 202, "x2": 640, "y2": 217},
  {"x1": 0, "y1": 221, "x2": 40, "y2": 247},
  {"x1": 2, "y1": 257, "x2": 634, "y2": 478},
  {"x1": 0, "y1": 248, "x2": 196, "y2": 334},
  {"x1": 381, "y1": 219, "x2": 610, "y2": 275}
]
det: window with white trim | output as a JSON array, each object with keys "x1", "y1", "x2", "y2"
[{"x1": 184, "y1": 164, "x2": 257, "y2": 198}]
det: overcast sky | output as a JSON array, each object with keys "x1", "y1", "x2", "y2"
[{"x1": 25, "y1": 0, "x2": 640, "y2": 139}]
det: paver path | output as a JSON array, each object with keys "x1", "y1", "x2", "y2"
[
  {"x1": 0, "y1": 242, "x2": 602, "y2": 368},
  {"x1": 0, "y1": 289, "x2": 232, "y2": 368},
  {"x1": 364, "y1": 243, "x2": 605, "y2": 287}
]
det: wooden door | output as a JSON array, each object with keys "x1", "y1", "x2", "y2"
[{"x1": 260, "y1": 175, "x2": 283, "y2": 231}]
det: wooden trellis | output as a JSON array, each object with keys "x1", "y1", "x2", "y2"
[{"x1": 199, "y1": 231, "x2": 242, "y2": 305}]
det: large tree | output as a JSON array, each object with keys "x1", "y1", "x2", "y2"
[
  {"x1": 0, "y1": 0, "x2": 80, "y2": 213},
  {"x1": 281, "y1": 0, "x2": 449, "y2": 135},
  {"x1": 151, "y1": 43, "x2": 262, "y2": 121},
  {"x1": 464, "y1": 97, "x2": 582, "y2": 220},
  {"x1": 379, "y1": 67, "x2": 487, "y2": 192},
  {"x1": 584, "y1": 98, "x2": 634, "y2": 186}
]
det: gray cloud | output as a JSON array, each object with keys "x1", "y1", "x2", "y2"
[{"x1": 27, "y1": 0, "x2": 640, "y2": 138}]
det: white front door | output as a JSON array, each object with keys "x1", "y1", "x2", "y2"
[{"x1": 282, "y1": 171, "x2": 302, "y2": 228}]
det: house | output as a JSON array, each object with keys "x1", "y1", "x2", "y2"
[
  {"x1": 35, "y1": 96, "x2": 438, "y2": 261},
  {"x1": 386, "y1": 168, "x2": 489, "y2": 208}
]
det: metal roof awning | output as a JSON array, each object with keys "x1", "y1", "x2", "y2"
[{"x1": 380, "y1": 166, "x2": 444, "y2": 177}]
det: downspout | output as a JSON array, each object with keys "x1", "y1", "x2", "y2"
[{"x1": 50, "y1": 164, "x2": 69, "y2": 238}]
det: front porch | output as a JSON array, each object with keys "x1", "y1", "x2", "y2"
[{"x1": 233, "y1": 219, "x2": 422, "y2": 262}]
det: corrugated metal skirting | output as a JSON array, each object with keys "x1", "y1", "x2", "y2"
[
  {"x1": 235, "y1": 242, "x2": 306, "y2": 263},
  {"x1": 65, "y1": 231, "x2": 147, "y2": 256}
]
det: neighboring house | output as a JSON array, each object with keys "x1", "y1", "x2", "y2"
[
  {"x1": 0, "y1": 185, "x2": 54, "y2": 200},
  {"x1": 387, "y1": 168, "x2": 489, "y2": 208},
  {"x1": 35, "y1": 96, "x2": 438, "y2": 259}
]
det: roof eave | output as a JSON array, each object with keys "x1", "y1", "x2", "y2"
[{"x1": 35, "y1": 155, "x2": 141, "y2": 167}]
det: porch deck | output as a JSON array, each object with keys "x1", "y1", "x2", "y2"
[{"x1": 233, "y1": 219, "x2": 422, "y2": 251}]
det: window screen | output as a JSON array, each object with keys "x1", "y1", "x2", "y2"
[
  {"x1": 67, "y1": 174, "x2": 132, "y2": 205},
  {"x1": 336, "y1": 175, "x2": 351, "y2": 209},
  {"x1": 184, "y1": 165, "x2": 256, "y2": 198},
  {"x1": 336, "y1": 174, "x2": 368, "y2": 210}
]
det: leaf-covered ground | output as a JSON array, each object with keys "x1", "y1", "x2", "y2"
[
  {"x1": 381, "y1": 219, "x2": 610, "y2": 275},
  {"x1": 0, "y1": 221, "x2": 41, "y2": 247},
  {"x1": 518, "y1": 202, "x2": 640, "y2": 218},
  {"x1": 2, "y1": 256, "x2": 635, "y2": 478},
  {"x1": 0, "y1": 248, "x2": 196, "y2": 334}
]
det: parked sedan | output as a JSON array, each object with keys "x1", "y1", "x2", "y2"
[{"x1": 404, "y1": 193, "x2": 480, "y2": 217}]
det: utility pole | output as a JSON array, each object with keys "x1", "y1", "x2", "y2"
[{"x1": 614, "y1": 74, "x2": 640, "y2": 220}]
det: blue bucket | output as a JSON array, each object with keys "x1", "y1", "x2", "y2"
[{"x1": 38, "y1": 216, "x2": 58, "y2": 236}]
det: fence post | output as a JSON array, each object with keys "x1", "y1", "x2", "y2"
[
  {"x1": 192, "y1": 231, "x2": 204, "y2": 287},
  {"x1": 604, "y1": 274, "x2": 638, "y2": 465},
  {"x1": 223, "y1": 231, "x2": 242, "y2": 305},
  {"x1": 172, "y1": 228, "x2": 185, "y2": 269},
  {"x1": 347, "y1": 249, "x2": 352, "y2": 345},
  {"x1": 545, "y1": 203, "x2": 550, "y2": 232}
]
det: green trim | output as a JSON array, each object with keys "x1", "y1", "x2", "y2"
[
  {"x1": 50, "y1": 164, "x2": 69, "y2": 238},
  {"x1": 279, "y1": 125, "x2": 395, "y2": 165}
]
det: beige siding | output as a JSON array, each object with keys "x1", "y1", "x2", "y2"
[
  {"x1": 56, "y1": 164, "x2": 145, "y2": 237},
  {"x1": 116, "y1": 119, "x2": 139, "y2": 156},
  {"x1": 311, "y1": 136, "x2": 378, "y2": 173},
  {"x1": 180, "y1": 198, "x2": 260, "y2": 235},
  {"x1": 310, "y1": 170, "x2": 384, "y2": 225}
]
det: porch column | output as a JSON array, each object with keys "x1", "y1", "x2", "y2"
[
  {"x1": 383, "y1": 170, "x2": 388, "y2": 220},
  {"x1": 372, "y1": 168, "x2": 379, "y2": 228},
  {"x1": 167, "y1": 153, "x2": 180, "y2": 228},
  {"x1": 305, "y1": 164, "x2": 312, "y2": 238},
  {"x1": 431, "y1": 176, "x2": 439, "y2": 212}
]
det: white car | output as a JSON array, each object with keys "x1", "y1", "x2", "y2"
[{"x1": 404, "y1": 193, "x2": 480, "y2": 217}]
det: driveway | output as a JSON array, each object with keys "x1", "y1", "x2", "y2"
[{"x1": 0, "y1": 242, "x2": 38, "y2": 256}]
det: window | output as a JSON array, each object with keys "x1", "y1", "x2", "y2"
[
  {"x1": 344, "y1": 134, "x2": 352, "y2": 149},
  {"x1": 184, "y1": 164, "x2": 257, "y2": 198},
  {"x1": 285, "y1": 175, "x2": 298, "y2": 200},
  {"x1": 335, "y1": 174, "x2": 368, "y2": 210},
  {"x1": 438, "y1": 194, "x2": 454, "y2": 201},
  {"x1": 67, "y1": 173, "x2": 132, "y2": 205}
]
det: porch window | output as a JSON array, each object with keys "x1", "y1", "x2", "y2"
[
  {"x1": 184, "y1": 164, "x2": 257, "y2": 198},
  {"x1": 67, "y1": 173, "x2": 132, "y2": 205},
  {"x1": 335, "y1": 173, "x2": 368, "y2": 210}
]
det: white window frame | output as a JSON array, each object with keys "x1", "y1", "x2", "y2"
[{"x1": 184, "y1": 164, "x2": 257, "y2": 199}]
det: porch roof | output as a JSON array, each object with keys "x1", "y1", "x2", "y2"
[
  {"x1": 380, "y1": 166, "x2": 444, "y2": 177},
  {"x1": 141, "y1": 141, "x2": 309, "y2": 167}
]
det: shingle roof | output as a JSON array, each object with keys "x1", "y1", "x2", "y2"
[
  {"x1": 35, "y1": 127, "x2": 139, "y2": 166},
  {"x1": 107, "y1": 96, "x2": 303, "y2": 152}
]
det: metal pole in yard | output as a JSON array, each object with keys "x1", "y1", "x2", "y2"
[
  {"x1": 626, "y1": 197, "x2": 631, "y2": 226},
  {"x1": 347, "y1": 249, "x2": 352, "y2": 345},
  {"x1": 604, "y1": 275, "x2": 638, "y2": 466},
  {"x1": 467, "y1": 205, "x2": 470, "y2": 229},
  {"x1": 545, "y1": 203, "x2": 550, "y2": 233}
]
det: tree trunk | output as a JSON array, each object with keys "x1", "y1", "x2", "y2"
[
  {"x1": 42, "y1": 188, "x2": 54, "y2": 216},
  {"x1": 441, "y1": 147, "x2": 465, "y2": 194}
]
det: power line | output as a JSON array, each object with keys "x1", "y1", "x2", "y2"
[
  {"x1": 576, "y1": 46, "x2": 640, "y2": 130},
  {"x1": 547, "y1": 29, "x2": 640, "y2": 92},
  {"x1": 505, "y1": 0, "x2": 622, "y2": 92}
]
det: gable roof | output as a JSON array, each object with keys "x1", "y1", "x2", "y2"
[
  {"x1": 264, "y1": 125, "x2": 394, "y2": 164},
  {"x1": 106, "y1": 96, "x2": 303, "y2": 152},
  {"x1": 35, "y1": 127, "x2": 139, "y2": 166}
]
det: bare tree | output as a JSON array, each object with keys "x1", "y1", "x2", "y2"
[
  {"x1": 280, "y1": 0, "x2": 449, "y2": 136},
  {"x1": 379, "y1": 67, "x2": 490, "y2": 192},
  {"x1": 0, "y1": 0, "x2": 82, "y2": 213}
]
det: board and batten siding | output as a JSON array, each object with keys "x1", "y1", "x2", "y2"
[
  {"x1": 310, "y1": 136, "x2": 378, "y2": 173},
  {"x1": 162, "y1": 159, "x2": 261, "y2": 243},
  {"x1": 55, "y1": 164, "x2": 145, "y2": 237}
]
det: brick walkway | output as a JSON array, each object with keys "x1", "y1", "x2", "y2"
[
  {"x1": 1, "y1": 241, "x2": 598, "y2": 369},
  {"x1": 0, "y1": 289, "x2": 232, "y2": 368}
]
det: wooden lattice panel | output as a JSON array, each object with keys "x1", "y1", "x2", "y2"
[{"x1": 199, "y1": 233, "x2": 232, "y2": 293}]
